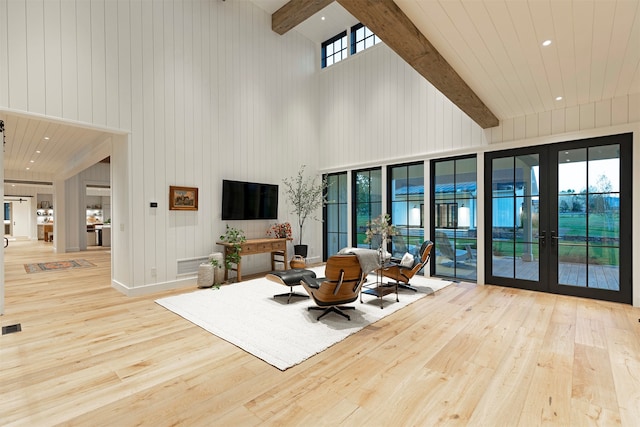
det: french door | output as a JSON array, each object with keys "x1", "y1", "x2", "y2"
[{"x1": 484, "y1": 133, "x2": 632, "y2": 304}]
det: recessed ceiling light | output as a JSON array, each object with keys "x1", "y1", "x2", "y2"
[
  {"x1": 44, "y1": 136, "x2": 50, "y2": 140},
  {"x1": 321, "y1": 16, "x2": 325, "y2": 21},
  {"x1": 36, "y1": 150, "x2": 41, "y2": 154},
  {"x1": 26, "y1": 167, "x2": 30, "y2": 170},
  {"x1": 555, "y1": 96, "x2": 563, "y2": 101},
  {"x1": 29, "y1": 160, "x2": 34, "y2": 163},
  {"x1": 542, "y1": 40, "x2": 552, "y2": 47}
]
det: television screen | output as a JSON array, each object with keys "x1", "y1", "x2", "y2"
[{"x1": 221, "y1": 180, "x2": 278, "y2": 220}]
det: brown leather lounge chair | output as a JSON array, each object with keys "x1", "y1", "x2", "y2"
[
  {"x1": 378, "y1": 240, "x2": 434, "y2": 292},
  {"x1": 300, "y1": 254, "x2": 367, "y2": 321}
]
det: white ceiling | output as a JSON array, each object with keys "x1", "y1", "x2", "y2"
[
  {"x1": 1, "y1": 112, "x2": 113, "y2": 185},
  {"x1": 3, "y1": 0, "x2": 639, "y2": 184},
  {"x1": 256, "y1": 0, "x2": 640, "y2": 121}
]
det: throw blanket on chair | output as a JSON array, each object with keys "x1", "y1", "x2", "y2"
[{"x1": 337, "y1": 247, "x2": 385, "y2": 275}]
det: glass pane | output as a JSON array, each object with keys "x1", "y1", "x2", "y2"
[
  {"x1": 589, "y1": 145, "x2": 619, "y2": 192},
  {"x1": 370, "y1": 203, "x2": 382, "y2": 220},
  {"x1": 326, "y1": 44, "x2": 333, "y2": 55},
  {"x1": 493, "y1": 238, "x2": 514, "y2": 278},
  {"x1": 457, "y1": 201, "x2": 471, "y2": 228},
  {"x1": 456, "y1": 157, "x2": 477, "y2": 196},
  {"x1": 435, "y1": 160, "x2": 455, "y2": 196},
  {"x1": 338, "y1": 233, "x2": 348, "y2": 252},
  {"x1": 515, "y1": 154, "x2": 539, "y2": 197},
  {"x1": 327, "y1": 176, "x2": 339, "y2": 200},
  {"x1": 558, "y1": 194, "x2": 581, "y2": 214},
  {"x1": 492, "y1": 157, "x2": 514, "y2": 193},
  {"x1": 391, "y1": 235, "x2": 409, "y2": 259},
  {"x1": 391, "y1": 168, "x2": 407, "y2": 202},
  {"x1": 588, "y1": 194, "x2": 620, "y2": 246},
  {"x1": 558, "y1": 244, "x2": 587, "y2": 286},
  {"x1": 338, "y1": 175, "x2": 347, "y2": 202},
  {"x1": 339, "y1": 204, "x2": 348, "y2": 230},
  {"x1": 517, "y1": 196, "x2": 538, "y2": 245},
  {"x1": 356, "y1": 41, "x2": 364, "y2": 53},
  {"x1": 355, "y1": 173, "x2": 371, "y2": 203},
  {"x1": 515, "y1": 241, "x2": 538, "y2": 281},
  {"x1": 558, "y1": 210, "x2": 586, "y2": 244},
  {"x1": 407, "y1": 165, "x2": 424, "y2": 203},
  {"x1": 327, "y1": 234, "x2": 339, "y2": 256},
  {"x1": 370, "y1": 170, "x2": 382, "y2": 202},
  {"x1": 558, "y1": 148, "x2": 587, "y2": 194},
  {"x1": 493, "y1": 196, "x2": 514, "y2": 228},
  {"x1": 327, "y1": 204, "x2": 338, "y2": 227},
  {"x1": 588, "y1": 246, "x2": 619, "y2": 290},
  {"x1": 435, "y1": 201, "x2": 456, "y2": 228}
]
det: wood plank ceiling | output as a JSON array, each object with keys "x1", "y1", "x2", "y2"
[{"x1": 262, "y1": 0, "x2": 640, "y2": 127}]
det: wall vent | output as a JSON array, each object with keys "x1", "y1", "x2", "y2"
[
  {"x1": 2, "y1": 324, "x2": 22, "y2": 335},
  {"x1": 177, "y1": 256, "x2": 209, "y2": 275}
]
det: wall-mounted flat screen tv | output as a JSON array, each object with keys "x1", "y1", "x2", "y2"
[{"x1": 221, "y1": 179, "x2": 279, "y2": 220}]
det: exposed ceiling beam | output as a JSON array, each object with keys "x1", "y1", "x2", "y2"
[
  {"x1": 336, "y1": 0, "x2": 498, "y2": 128},
  {"x1": 272, "y1": 0, "x2": 335, "y2": 35},
  {"x1": 272, "y1": 0, "x2": 499, "y2": 128}
]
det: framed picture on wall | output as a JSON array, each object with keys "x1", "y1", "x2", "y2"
[{"x1": 169, "y1": 186, "x2": 198, "y2": 210}]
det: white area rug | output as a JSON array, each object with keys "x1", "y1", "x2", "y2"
[{"x1": 156, "y1": 267, "x2": 452, "y2": 370}]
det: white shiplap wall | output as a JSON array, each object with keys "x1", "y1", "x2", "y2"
[
  {"x1": 318, "y1": 44, "x2": 487, "y2": 170},
  {"x1": 0, "y1": 0, "x2": 320, "y2": 292},
  {"x1": 489, "y1": 94, "x2": 640, "y2": 143}
]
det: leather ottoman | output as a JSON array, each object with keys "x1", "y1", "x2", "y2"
[{"x1": 265, "y1": 268, "x2": 316, "y2": 303}]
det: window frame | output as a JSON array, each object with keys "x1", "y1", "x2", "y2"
[
  {"x1": 350, "y1": 23, "x2": 381, "y2": 55},
  {"x1": 321, "y1": 30, "x2": 348, "y2": 68}
]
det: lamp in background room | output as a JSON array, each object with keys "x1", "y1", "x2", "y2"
[
  {"x1": 458, "y1": 204, "x2": 470, "y2": 228},
  {"x1": 410, "y1": 204, "x2": 421, "y2": 226}
]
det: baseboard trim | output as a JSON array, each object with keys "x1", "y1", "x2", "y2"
[{"x1": 112, "y1": 277, "x2": 196, "y2": 297}]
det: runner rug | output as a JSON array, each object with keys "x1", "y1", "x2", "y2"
[
  {"x1": 24, "y1": 259, "x2": 96, "y2": 273},
  {"x1": 156, "y1": 266, "x2": 453, "y2": 371}
]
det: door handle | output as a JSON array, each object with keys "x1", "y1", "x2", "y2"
[
  {"x1": 550, "y1": 231, "x2": 560, "y2": 246},
  {"x1": 539, "y1": 230, "x2": 546, "y2": 246}
]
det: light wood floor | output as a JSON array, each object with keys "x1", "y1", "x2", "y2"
[{"x1": 2, "y1": 241, "x2": 639, "y2": 426}]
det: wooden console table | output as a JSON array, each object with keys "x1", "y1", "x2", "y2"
[{"x1": 216, "y1": 238, "x2": 289, "y2": 282}]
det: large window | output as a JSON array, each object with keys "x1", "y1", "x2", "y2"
[
  {"x1": 388, "y1": 163, "x2": 424, "y2": 259},
  {"x1": 324, "y1": 172, "x2": 348, "y2": 260},
  {"x1": 352, "y1": 168, "x2": 382, "y2": 248},
  {"x1": 431, "y1": 156, "x2": 477, "y2": 281},
  {"x1": 350, "y1": 23, "x2": 381, "y2": 55},
  {"x1": 321, "y1": 31, "x2": 348, "y2": 68}
]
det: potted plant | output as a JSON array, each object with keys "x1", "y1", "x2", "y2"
[
  {"x1": 209, "y1": 256, "x2": 225, "y2": 288},
  {"x1": 364, "y1": 213, "x2": 397, "y2": 253},
  {"x1": 282, "y1": 165, "x2": 329, "y2": 257},
  {"x1": 219, "y1": 225, "x2": 246, "y2": 278}
]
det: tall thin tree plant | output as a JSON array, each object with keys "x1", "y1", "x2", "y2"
[{"x1": 282, "y1": 165, "x2": 329, "y2": 248}]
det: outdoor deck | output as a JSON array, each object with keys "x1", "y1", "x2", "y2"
[{"x1": 434, "y1": 256, "x2": 620, "y2": 291}]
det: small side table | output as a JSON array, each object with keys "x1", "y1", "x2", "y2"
[{"x1": 360, "y1": 262, "x2": 398, "y2": 309}]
